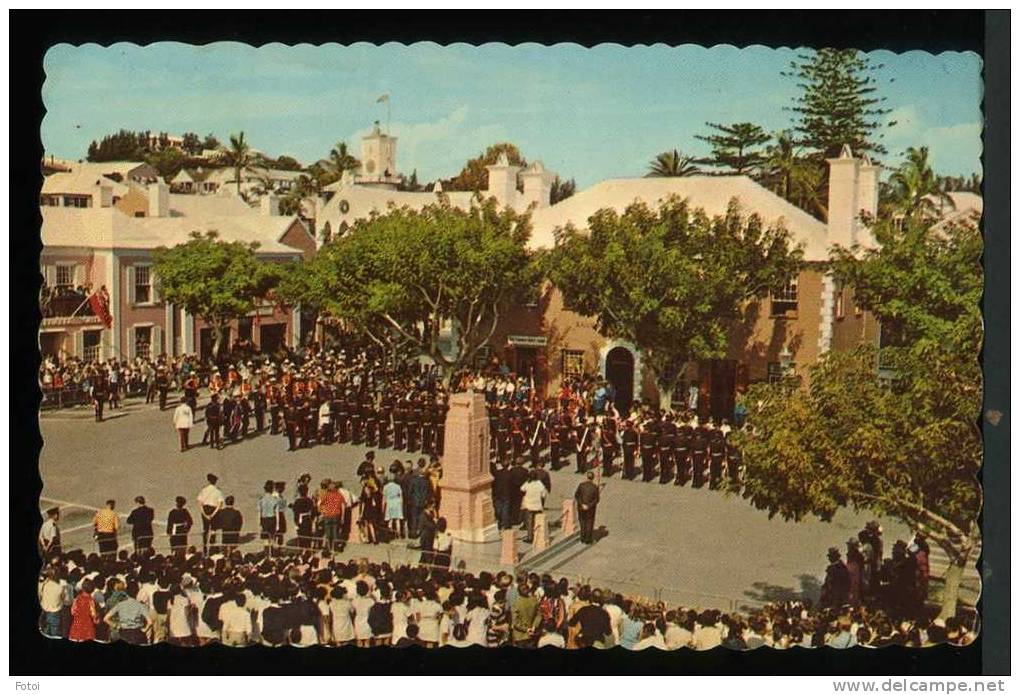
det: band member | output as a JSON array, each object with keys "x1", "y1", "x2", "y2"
[
  {"x1": 599, "y1": 416, "x2": 618, "y2": 477},
  {"x1": 350, "y1": 394, "x2": 364, "y2": 445},
  {"x1": 269, "y1": 384, "x2": 282, "y2": 435},
  {"x1": 726, "y1": 437, "x2": 743, "y2": 489},
  {"x1": 377, "y1": 398, "x2": 392, "y2": 449},
  {"x1": 406, "y1": 402, "x2": 422, "y2": 452},
  {"x1": 364, "y1": 399, "x2": 378, "y2": 448},
  {"x1": 183, "y1": 374, "x2": 199, "y2": 412},
  {"x1": 621, "y1": 419, "x2": 639, "y2": 480},
  {"x1": 691, "y1": 420, "x2": 709, "y2": 488},
  {"x1": 284, "y1": 400, "x2": 300, "y2": 451},
  {"x1": 393, "y1": 401, "x2": 407, "y2": 451},
  {"x1": 675, "y1": 419, "x2": 693, "y2": 486},
  {"x1": 252, "y1": 386, "x2": 267, "y2": 433},
  {"x1": 548, "y1": 410, "x2": 562, "y2": 470},
  {"x1": 708, "y1": 423, "x2": 727, "y2": 490},
  {"x1": 318, "y1": 398, "x2": 333, "y2": 444},
  {"x1": 156, "y1": 368, "x2": 171, "y2": 411},
  {"x1": 575, "y1": 417, "x2": 593, "y2": 474},
  {"x1": 528, "y1": 412, "x2": 544, "y2": 468},
  {"x1": 203, "y1": 394, "x2": 222, "y2": 449},
  {"x1": 658, "y1": 414, "x2": 677, "y2": 484},
  {"x1": 91, "y1": 376, "x2": 107, "y2": 423}
]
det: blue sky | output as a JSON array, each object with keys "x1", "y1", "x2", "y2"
[{"x1": 43, "y1": 43, "x2": 982, "y2": 188}]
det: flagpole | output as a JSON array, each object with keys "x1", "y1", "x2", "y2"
[{"x1": 68, "y1": 293, "x2": 93, "y2": 319}]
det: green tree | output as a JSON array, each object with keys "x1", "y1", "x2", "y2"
[
  {"x1": 550, "y1": 176, "x2": 576, "y2": 204},
  {"x1": 181, "y1": 132, "x2": 202, "y2": 156},
  {"x1": 737, "y1": 211, "x2": 981, "y2": 618},
  {"x1": 325, "y1": 141, "x2": 360, "y2": 185},
  {"x1": 695, "y1": 122, "x2": 770, "y2": 176},
  {"x1": 444, "y1": 143, "x2": 527, "y2": 192},
  {"x1": 278, "y1": 198, "x2": 542, "y2": 378},
  {"x1": 145, "y1": 148, "x2": 187, "y2": 180},
  {"x1": 646, "y1": 149, "x2": 701, "y2": 178},
  {"x1": 86, "y1": 129, "x2": 146, "y2": 162},
  {"x1": 225, "y1": 132, "x2": 252, "y2": 194},
  {"x1": 152, "y1": 231, "x2": 280, "y2": 360},
  {"x1": 273, "y1": 155, "x2": 304, "y2": 171},
  {"x1": 201, "y1": 133, "x2": 221, "y2": 151},
  {"x1": 884, "y1": 146, "x2": 954, "y2": 219},
  {"x1": 279, "y1": 174, "x2": 320, "y2": 216},
  {"x1": 785, "y1": 48, "x2": 892, "y2": 158},
  {"x1": 547, "y1": 197, "x2": 803, "y2": 407},
  {"x1": 762, "y1": 130, "x2": 828, "y2": 219}
]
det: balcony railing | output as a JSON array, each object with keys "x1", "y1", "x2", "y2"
[{"x1": 40, "y1": 291, "x2": 95, "y2": 319}]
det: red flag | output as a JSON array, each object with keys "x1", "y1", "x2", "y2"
[{"x1": 89, "y1": 286, "x2": 113, "y2": 328}]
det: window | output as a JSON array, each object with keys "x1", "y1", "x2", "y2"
[
  {"x1": 767, "y1": 361, "x2": 794, "y2": 385},
  {"x1": 134, "y1": 211, "x2": 146, "y2": 218},
  {"x1": 135, "y1": 326, "x2": 152, "y2": 360},
  {"x1": 561, "y1": 349, "x2": 585, "y2": 378},
  {"x1": 40, "y1": 195, "x2": 60, "y2": 206},
  {"x1": 82, "y1": 330, "x2": 102, "y2": 362},
  {"x1": 55, "y1": 264, "x2": 76, "y2": 290},
  {"x1": 771, "y1": 277, "x2": 798, "y2": 316},
  {"x1": 63, "y1": 195, "x2": 90, "y2": 208},
  {"x1": 134, "y1": 265, "x2": 152, "y2": 304}
]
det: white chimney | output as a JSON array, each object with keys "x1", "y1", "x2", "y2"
[
  {"x1": 148, "y1": 181, "x2": 170, "y2": 217},
  {"x1": 261, "y1": 194, "x2": 280, "y2": 216},
  {"x1": 855, "y1": 155, "x2": 881, "y2": 249},
  {"x1": 485, "y1": 152, "x2": 521, "y2": 208},
  {"x1": 96, "y1": 182, "x2": 114, "y2": 208},
  {"x1": 520, "y1": 160, "x2": 555, "y2": 209},
  {"x1": 825, "y1": 144, "x2": 861, "y2": 250}
]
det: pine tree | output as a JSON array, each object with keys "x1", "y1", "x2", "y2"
[
  {"x1": 785, "y1": 49, "x2": 892, "y2": 158},
  {"x1": 695, "y1": 122, "x2": 770, "y2": 176}
]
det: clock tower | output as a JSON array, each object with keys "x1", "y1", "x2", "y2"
[{"x1": 356, "y1": 121, "x2": 401, "y2": 189}]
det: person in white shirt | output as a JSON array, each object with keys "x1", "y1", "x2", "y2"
[
  {"x1": 196, "y1": 473, "x2": 225, "y2": 554},
  {"x1": 38, "y1": 568, "x2": 65, "y2": 638},
  {"x1": 519, "y1": 470, "x2": 548, "y2": 544},
  {"x1": 352, "y1": 580, "x2": 376, "y2": 647},
  {"x1": 329, "y1": 586, "x2": 355, "y2": 646},
  {"x1": 663, "y1": 610, "x2": 694, "y2": 650},
  {"x1": 318, "y1": 400, "x2": 331, "y2": 442},
  {"x1": 603, "y1": 595, "x2": 625, "y2": 647},
  {"x1": 219, "y1": 594, "x2": 252, "y2": 647},
  {"x1": 168, "y1": 587, "x2": 197, "y2": 646},
  {"x1": 172, "y1": 399, "x2": 195, "y2": 452},
  {"x1": 633, "y1": 622, "x2": 667, "y2": 650},
  {"x1": 39, "y1": 507, "x2": 62, "y2": 560},
  {"x1": 536, "y1": 620, "x2": 566, "y2": 648},
  {"x1": 390, "y1": 591, "x2": 412, "y2": 645},
  {"x1": 464, "y1": 596, "x2": 490, "y2": 646},
  {"x1": 445, "y1": 623, "x2": 473, "y2": 648},
  {"x1": 416, "y1": 590, "x2": 443, "y2": 646}
]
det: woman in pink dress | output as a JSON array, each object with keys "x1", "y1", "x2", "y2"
[{"x1": 68, "y1": 578, "x2": 99, "y2": 642}]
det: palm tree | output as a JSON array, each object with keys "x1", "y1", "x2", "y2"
[
  {"x1": 225, "y1": 132, "x2": 252, "y2": 195},
  {"x1": 886, "y1": 146, "x2": 954, "y2": 218},
  {"x1": 327, "y1": 141, "x2": 360, "y2": 184},
  {"x1": 646, "y1": 149, "x2": 700, "y2": 177},
  {"x1": 762, "y1": 130, "x2": 828, "y2": 219},
  {"x1": 280, "y1": 174, "x2": 320, "y2": 216}
]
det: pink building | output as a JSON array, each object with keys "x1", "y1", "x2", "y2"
[{"x1": 40, "y1": 184, "x2": 315, "y2": 362}]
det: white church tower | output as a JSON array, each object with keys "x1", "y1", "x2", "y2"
[{"x1": 357, "y1": 121, "x2": 401, "y2": 189}]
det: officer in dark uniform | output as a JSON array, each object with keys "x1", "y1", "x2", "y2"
[
  {"x1": 329, "y1": 390, "x2": 343, "y2": 444},
  {"x1": 253, "y1": 386, "x2": 266, "y2": 433},
  {"x1": 336, "y1": 394, "x2": 350, "y2": 444},
  {"x1": 495, "y1": 410, "x2": 511, "y2": 463},
  {"x1": 364, "y1": 399, "x2": 378, "y2": 447},
  {"x1": 284, "y1": 400, "x2": 300, "y2": 451},
  {"x1": 407, "y1": 401, "x2": 422, "y2": 452},
  {"x1": 91, "y1": 376, "x2": 107, "y2": 422},
  {"x1": 221, "y1": 394, "x2": 235, "y2": 442},
  {"x1": 183, "y1": 375, "x2": 199, "y2": 412},
  {"x1": 658, "y1": 414, "x2": 677, "y2": 484},
  {"x1": 156, "y1": 368, "x2": 171, "y2": 411},
  {"x1": 526, "y1": 410, "x2": 543, "y2": 468},
  {"x1": 393, "y1": 401, "x2": 407, "y2": 451},
  {"x1": 620, "y1": 419, "x2": 638, "y2": 480},
  {"x1": 708, "y1": 424, "x2": 727, "y2": 489},
  {"x1": 203, "y1": 394, "x2": 222, "y2": 449},
  {"x1": 639, "y1": 420, "x2": 658, "y2": 482},
  {"x1": 575, "y1": 418, "x2": 593, "y2": 474},
  {"x1": 547, "y1": 410, "x2": 562, "y2": 470},
  {"x1": 269, "y1": 384, "x2": 282, "y2": 435},
  {"x1": 556, "y1": 414, "x2": 574, "y2": 472},
  {"x1": 377, "y1": 398, "x2": 392, "y2": 449},
  {"x1": 350, "y1": 394, "x2": 364, "y2": 445},
  {"x1": 675, "y1": 420, "x2": 693, "y2": 486},
  {"x1": 726, "y1": 436, "x2": 743, "y2": 488},
  {"x1": 436, "y1": 399, "x2": 448, "y2": 456},
  {"x1": 421, "y1": 403, "x2": 436, "y2": 455},
  {"x1": 691, "y1": 422, "x2": 709, "y2": 488}
]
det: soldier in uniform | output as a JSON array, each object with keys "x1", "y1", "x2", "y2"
[
  {"x1": 691, "y1": 420, "x2": 709, "y2": 488},
  {"x1": 284, "y1": 399, "x2": 300, "y2": 451},
  {"x1": 364, "y1": 398, "x2": 378, "y2": 448},
  {"x1": 526, "y1": 408, "x2": 543, "y2": 468},
  {"x1": 268, "y1": 383, "x2": 282, "y2": 435},
  {"x1": 203, "y1": 394, "x2": 222, "y2": 449},
  {"x1": 253, "y1": 384, "x2": 267, "y2": 433},
  {"x1": 556, "y1": 412, "x2": 574, "y2": 472},
  {"x1": 183, "y1": 374, "x2": 199, "y2": 412},
  {"x1": 599, "y1": 415, "x2": 618, "y2": 477},
  {"x1": 495, "y1": 409, "x2": 511, "y2": 463},
  {"x1": 300, "y1": 397, "x2": 315, "y2": 448},
  {"x1": 393, "y1": 401, "x2": 407, "y2": 451},
  {"x1": 156, "y1": 367, "x2": 171, "y2": 411},
  {"x1": 377, "y1": 397, "x2": 392, "y2": 450},
  {"x1": 620, "y1": 419, "x2": 638, "y2": 480},
  {"x1": 726, "y1": 436, "x2": 743, "y2": 489},
  {"x1": 221, "y1": 393, "x2": 235, "y2": 443},
  {"x1": 708, "y1": 423, "x2": 727, "y2": 490},
  {"x1": 658, "y1": 413, "x2": 677, "y2": 484},
  {"x1": 406, "y1": 400, "x2": 422, "y2": 453},
  {"x1": 639, "y1": 420, "x2": 658, "y2": 482},
  {"x1": 420, "y1": 401, "x2": 435, "y2": 455},
  {"x1": 435, "y1": 397, "x2": 448, "y2": 456},
  {"x1": 575, "y1": 416, "x2": 593, "y2": 474},
  {"x1": 675, "y1": 419, "x2": 693, "y2": 486},
  {"x1": 350, "y1": 392, "x2": 364, "y2": 445},
  {"x1": 91, "y1": 375, "x2": 107, "y2": 423}
]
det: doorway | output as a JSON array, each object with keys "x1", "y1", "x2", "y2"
[
  {"x1": 605, "y1": 346, "x2": 635, "y2": 416},
  {"x1": 260, "y1": 323, "x2": 286, "y2": 356}
]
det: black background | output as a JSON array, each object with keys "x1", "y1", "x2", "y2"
[{"x1": 10, "y1": 9, "x2": 1007, "y2": 675}]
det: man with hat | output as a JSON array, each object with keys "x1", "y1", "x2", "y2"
[
  {"x1": 39, "y1": 507, "x2": 62, "y2": 560},
  {"x1": 658, "y1": 413, "x2": 677, "y2": 484},
  {"x1": 820, "y1": 547, "x2": 850, "y2": 608},
  {"x1": 845, "y1": 536, "x2": 865, "y2": 607},
  {"x1": 126, "y1": 496, "x2": 155, "y2": 553},
  {"x1": 638, "y1": 420, "x2": 658, "y2": 482},
  {"x1": 620, "y1": 419, "x2": 638, "y2": 481},
  {"x1": 156, "y1": 366, "x2": 171, "y2": 411},
  {"x1": 197, "y1": 473, "x2": 225, "y2": 554},
  {"x1": 203, "y1": 393, "x2": 222, "y2": 449},
  {"x1": 574, "y1": 472, "x2": 601, "y2": 545}
]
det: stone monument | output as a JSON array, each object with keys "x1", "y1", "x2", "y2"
[{"x1": 439, "y1": 390, "x2": 496, "y2": 541}]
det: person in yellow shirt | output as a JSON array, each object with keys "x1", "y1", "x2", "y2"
[{"x1": 93, "y1": 499, "x2": 119, "y2": 558}]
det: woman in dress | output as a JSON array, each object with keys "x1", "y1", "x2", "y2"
[
  {"x1": 358, "y1": 476, "x2": 383, "y2": 545},
  {"x1": 382, "y1": 476, "x2": 405, "y2": 540},
  {"x1": 329, "y1": 585, "x2": 355, "y2": 647},
  {"x1": 68, "y1": 578, "x2": 99, "y2": 642}
]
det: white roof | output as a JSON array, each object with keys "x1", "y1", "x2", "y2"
[
  {"x1": 931, "y1": 192, "x2": 982, "y2": 229},
  {"x1": 167, "y1": 193, "x2": 254, "y2": 218},
  {"x1": 41, "y1": 206, "x2": 309, "y2": 255},
  {"x1": 527, "y1": 176, "x2": 830, "y2": 260},
  {"x1": 42, "y1": 170, "x2": 131, "y2": 198}
]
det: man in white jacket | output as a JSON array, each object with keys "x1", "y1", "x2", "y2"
[{"x1": 172, "y1": 398, "x2": 195, "y2": 452}]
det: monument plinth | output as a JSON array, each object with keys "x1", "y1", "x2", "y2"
[{"x1": 439, "y1": 390, "x2": 496, "y2": 541}]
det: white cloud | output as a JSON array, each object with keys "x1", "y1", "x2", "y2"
[{"x1": 885, "y1": 105, "x2": 982, "y2": 176}]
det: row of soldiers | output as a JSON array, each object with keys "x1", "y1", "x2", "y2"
[{"x1": 486, "y1": 400, "x2": 743, "y2": 489}]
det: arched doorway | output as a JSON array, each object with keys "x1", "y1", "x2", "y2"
[{"x1": 605, "y1": 346, "x2": 635, "y2": 416}]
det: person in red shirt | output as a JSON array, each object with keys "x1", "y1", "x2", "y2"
[
  {"x1": 68, "y1": 578, "x2": 99, "y2": 642},
  {"x1": 318, "y1": 483, "x2": 345, "y2": 552}
]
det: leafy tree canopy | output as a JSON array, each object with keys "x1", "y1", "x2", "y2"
[
  {"x1": 152, "y1": 231, "x2": 280, "y2": 358},
  {"x1": 550, "y1": 176, "x2": 577, "y2": 204},
  {"x1": 646, "y1": 149, "x2": 700, "y2": 178},
  {"x1": 695, "y1": 122, "x2": 771, "y2": 176},
  {"x1": 443, "y1": 143, "x2": 527, "y2": 192},
  {"x1": 547, "y1": 197, "x2": 803, "y2": 399},
  {"x1": 278, "y1": 198, "x2": 542, "y2": 375}
]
